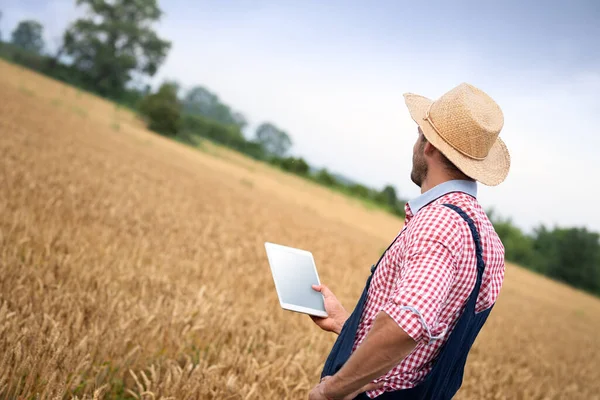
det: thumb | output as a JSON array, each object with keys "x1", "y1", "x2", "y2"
[{"x1": 312, "y1": 284, "x2": 332, "y2": 296}]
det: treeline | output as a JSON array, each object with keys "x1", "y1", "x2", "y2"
[
  {"x1": 138, "y1": 81, "x2": 408, "y2": 217},
  {"x1": 490, "y1": 211, "x2": 600, "y2": 295},
  {"x1": 1, "y1": 1, "x2": 599, "y2": 297}
]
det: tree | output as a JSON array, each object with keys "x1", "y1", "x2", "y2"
[
  {"x1": 255, "y1": 122, "x2": 292, "y2": 157},
  {"x1": 278, "y1": 156, "x2": 310, "y2": 175},
  {"x1": 491, "y1": 217, "x2": 537, "y2": 269},
  {"x1": 139, "y1": 81, "x2": 181, "y2": 136},
  {"x1": 532, "y1": 226, "x2": 600, "y2": 293},
  {"x1": 62, "y1": 0, "x2": 171, "y2": 98},
  {"x1": 379, "y1": 185, "x2": 398, "y2": 207},
  {"x1": 315, "y1": 168, "x2": 337, "y2": 187},
  {"x1": 182, "y1": 86, "x2": 247, "y2": 129},
  {"x1": 11, "y1": 20, "x2": 45, "y2": 54},
  {"x1": 349, "y1": 183, "x2": 370, "y2": 198}
]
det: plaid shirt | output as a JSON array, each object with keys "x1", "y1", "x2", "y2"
[{"x1": 352, "y1": 180, "x2": 506, "y2": 398}]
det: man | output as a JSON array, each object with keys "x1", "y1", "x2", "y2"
[{"x1": 308, "y1": 82, "x2": 510, "y2": 400}]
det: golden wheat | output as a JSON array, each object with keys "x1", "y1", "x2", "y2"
[{"x1": 0, "y1": 60, "x2": 599, "y2": 399}]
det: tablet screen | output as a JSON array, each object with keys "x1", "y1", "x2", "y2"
[{"x1": 265, "y1": 243, "x2": 325, "y2": 314}]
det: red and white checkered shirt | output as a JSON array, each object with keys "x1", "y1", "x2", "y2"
[{"x1": 352, "y1": 180, "x2": 506, "y2": 398}]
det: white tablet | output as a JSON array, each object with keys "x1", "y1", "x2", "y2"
[{"x1": 264, "y1": 242, "x2": 328, "y2": 318}]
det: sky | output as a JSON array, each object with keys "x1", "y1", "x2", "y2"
[{"x1": 2, "y1": 0, "x2": 600, "y2": 233}]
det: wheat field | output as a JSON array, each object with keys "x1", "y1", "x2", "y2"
[{"x1": 0, "y1": 59, "x2": 599, "y2": 399}]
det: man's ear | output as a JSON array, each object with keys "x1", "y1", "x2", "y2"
[{"x1": 423, "y1": 140, "x2": 436, "y2": 157}]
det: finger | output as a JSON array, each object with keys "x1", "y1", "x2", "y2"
[
  {"x1": 320, "y1": 375, "x2": 331, "y2": 382},
  {"x1": 312, "y1": 284, "x2": 330, "y2": 294}
]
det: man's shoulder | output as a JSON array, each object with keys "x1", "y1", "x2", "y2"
[
  {"x1": 404, "y1": 200, "x2": 468, "y2": 244},
  {"x1": 431, "y1": 192, "x2": 504, "y2": 252}
]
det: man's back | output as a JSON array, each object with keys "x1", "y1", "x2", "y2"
[{"x1": 352, "y1": 185, "x2": 505, "y2": 397}]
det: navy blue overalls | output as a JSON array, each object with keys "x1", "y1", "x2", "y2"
[{"x1": 321, "y1": 204, "x2": 494, "y2": 400}]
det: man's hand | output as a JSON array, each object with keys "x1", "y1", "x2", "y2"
[
  {"x1": 308, "y1": 376, "x2": 384, "y2": 400},
  {"x1": 310, "y1": 284, "x2": 350, "y2": 335}
]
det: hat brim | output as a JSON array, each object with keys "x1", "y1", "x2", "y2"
[{"x1": 403, "y1": 93, "x2": 511, "y2": 186}]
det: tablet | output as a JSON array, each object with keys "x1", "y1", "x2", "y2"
[{"x1": 264, "y1": 242, "x2": 328, "y2": 318}]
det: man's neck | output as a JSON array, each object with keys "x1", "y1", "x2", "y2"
[{"x1": 420, "y1": 174, "x2": 454, "y2": 194}]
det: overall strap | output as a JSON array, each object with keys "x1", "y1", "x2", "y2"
[{"x1": 442, "y1": 204, "x2": 485, "y2": 312}]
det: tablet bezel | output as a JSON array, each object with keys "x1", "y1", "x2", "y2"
[{"x1": 264, "y1": 242, "x2": 328, "y2": 318}]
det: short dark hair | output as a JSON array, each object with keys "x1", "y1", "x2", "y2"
[{"x1": 421, "y1": 133, "x2": 472, "y2": 180}]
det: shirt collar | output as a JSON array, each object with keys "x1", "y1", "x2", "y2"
[{"x1": 407, "y1": 179, "x2": 478, "y2": 216}]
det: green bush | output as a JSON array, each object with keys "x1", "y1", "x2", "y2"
[
  {"x1": 273, "y1": 156, "x2": 310, "y2": 175},
  {"x1": 492, "y1": 218, "x2": 537, "y2": 268},
  {"x1": 230, "y1": 139, "x2": 266, "y2": 160},
  {"x1": 181, "y1": 114, "x2": 266, "y2": 160},
  {"x1": 348, "y1": 183, "x2": 370, "y2": 198},
  {"x1": 531, "y1": 226, "x2": 600, "y2": 294},
  {"x1": 182, "y1": 114, "x2": 243, "y2": 143},
  {"x1": 489, "y1": 209, "x2": 600, "y2": 296},
  {"x1": 390, "y1": 201, "x2": 406, "y2": 218},
  {"x1": 314, "y1": 168, "x2": 337, "y2": 187},
  {"x1": 138, "y1": 82, "x2": 182, "y2": 136}
]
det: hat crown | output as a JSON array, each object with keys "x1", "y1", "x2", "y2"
[{"x1": 427, "y1": 83, "x2": 504, "y2": 160}]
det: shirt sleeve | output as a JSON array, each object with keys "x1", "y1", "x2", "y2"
[{"x1": 381, "y1": 205, "x2": 463, "y2": 344}]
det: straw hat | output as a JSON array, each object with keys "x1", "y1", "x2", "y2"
[{"x1": 404, "y1": 82, "x2": 510, "y2": 186}]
